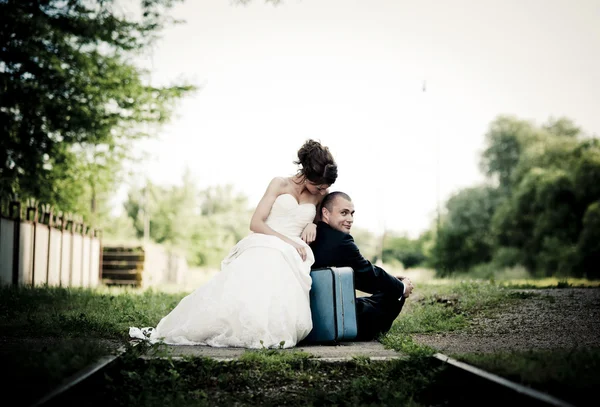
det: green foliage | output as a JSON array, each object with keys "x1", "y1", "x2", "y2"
[
  {"x1": 348, "y1": 226, "x2": 429, "y2": 269},
  {"x1": 491, "y1": 247, "x2": 523, "y2": 269},
  {"x1": 434, "y1": 114, "x2": 600, "y2": 278},
  {"x1": 492, "y1": 168, "x2": 579, "y2": 273},
  {"x1": 512, "y1": 134, "x2": 580, "y2": 187},
  {"x1": 102, "y1": 213, "x2": 139, "y2": 241},
  {"x1": 432, "y1": 185, "x2": 499, "y2": 275},
  {"x1": 572, "y1": 140, "x2": 600, "y2": 206},
  {"x1": 0, "y1": 0, "x2": 195, "y2": 228},
  {"x1": 123, "y1": 172, "x2": 253, "y2": 267},
  {"x1": 543, "y1": 116, "x2": 581, "y2": 138},
  {"x1": 479, "y1": 115, "x2": 537, "y2": 192},
  {"x1": 575, "y1": 202, "x2": 600, "y2": 279},
  {"x1": 491, "y1": 135, "x2": 599, "y2": 276},
  {"x1": 382, "y1": 232, "x2": 427, "y2": 269},
  {"x1": 125, "y1": 169, "x2": 200, "y2": 246},
  {"x1": 190, "y1": 185, "x2": 254, "y2": 266}
]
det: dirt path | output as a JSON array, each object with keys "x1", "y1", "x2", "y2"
[{"x1": 411, "y1": 288, "x2": 600, "y2": 354}]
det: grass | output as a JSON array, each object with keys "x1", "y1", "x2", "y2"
[
  {"x1": 378, "y1": 280, "x2": 517, "y2": 357},
  {"x1": 387, "y1": 280, "x2": 512, "y2": 334},
  {"x1": 1, "y1": 277, "x2": 599, "y2": 406},
  {"x1": 0, "y1": 284, "x2": 186, "y2": 338},
  {"x1": 498, "y1": 277, "x2": 600, "y2": 289}
]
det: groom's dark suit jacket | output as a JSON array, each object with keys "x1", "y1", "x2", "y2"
[{"x1": 310, "y1": 222, "x2": 404, "y2": 298}]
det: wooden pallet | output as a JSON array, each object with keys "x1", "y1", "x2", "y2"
[{"x1": 101, "y1": 245, "x2": 144, "y2": 287}]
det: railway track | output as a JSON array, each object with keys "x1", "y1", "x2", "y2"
[
  {"x1": 29, "y1": 344, "x2": 133, "y2": 407},
  {"x1": 30, "y1": 345, "x2": 578, "y2": 407},
  {"x1": 430, "y1": 353, "x2": 575, "y2": 407}
]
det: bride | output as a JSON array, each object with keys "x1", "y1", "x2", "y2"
[{"x1": 129, "y1": 139, "x2": 338, "y2": 348}]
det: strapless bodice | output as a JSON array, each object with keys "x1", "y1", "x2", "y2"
[{"x1": 265, "y1": 194, "x2": 316, "y2": 237}]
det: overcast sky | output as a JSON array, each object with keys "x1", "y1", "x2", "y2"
[{"x1": 116, "y1": 0, "x2": 600, "y2": 237}]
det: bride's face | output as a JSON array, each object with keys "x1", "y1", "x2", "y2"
[{"x1": 305, "y1": 181, "x2": 330, "y2": 196}]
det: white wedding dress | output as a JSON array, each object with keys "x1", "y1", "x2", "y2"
[{"x1": 129, "y1": 193, "x2": 315, "y2": 349}]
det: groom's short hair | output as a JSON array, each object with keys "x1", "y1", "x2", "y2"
[{"x1": 322, "y1": 191, "x2": 352, "y2": 212}]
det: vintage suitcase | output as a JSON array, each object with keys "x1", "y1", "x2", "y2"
[{"x1": 303, "y1": 266, "x2": 358, "y2": 343}]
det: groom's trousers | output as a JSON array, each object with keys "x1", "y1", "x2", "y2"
[
  {"x1": 353, "y1": 263, "x2": 406, "y2": 341},
  {"x1": 355, "y1": 292, "x2": 406, "y2": 341}
]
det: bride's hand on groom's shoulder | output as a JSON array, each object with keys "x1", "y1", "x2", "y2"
[{"x1": 301, "y1": 223, "x2": 317, "y2": 244}]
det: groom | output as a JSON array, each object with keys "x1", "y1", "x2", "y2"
[{"x1": 309, "y1": 191, "x2": 414, "y2": 341}]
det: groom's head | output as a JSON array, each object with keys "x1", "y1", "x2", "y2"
[{"x1": 321, "y1": 192, "x2": 354, "y2": 234}]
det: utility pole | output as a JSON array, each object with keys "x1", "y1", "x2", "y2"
[
  {"x1": 143, "y1": 181, "x2": 150, "y2": 244},
  {"x1": 375, "y1": 186, "x2": 385, "y2": 267},
  {"x1": 424, "y1": 79, "x2": 441, "y2": 272},
  {"x1": 377, "y1": 219, "x2": 386, "y2": 267}
]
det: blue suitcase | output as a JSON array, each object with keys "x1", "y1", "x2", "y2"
[{"x1": 303, "y1": 267, "x2": 358, "y2": 343}]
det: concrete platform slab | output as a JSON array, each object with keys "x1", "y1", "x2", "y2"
[{"x1": 141, "y1": 340, "x2": 406, "y2": 362}]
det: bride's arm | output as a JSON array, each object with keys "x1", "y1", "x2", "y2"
[
  {"x1": 313, "y1": 191, "x2": 328, "y2": 223},
  {"x1": 300, "y1": 190, "x2": 329, "y2": 243},
  {"x1": 250, "y1": 177, "x2": 308, "y2": 260}
]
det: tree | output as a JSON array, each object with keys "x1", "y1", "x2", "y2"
[
  {"x1": 0, "y1": 0, "x2": 195, "y2": 224},
  {"x1": 191, "y1": 185, "x2": 253, "y2": 266},
  {"x1": 492, "y1": 167, "x2": 579, "y2": 274},
  {"x1": 479, "y1": 115, "x2": 580, "y2": 193},
  {"x1": 124, "y1": 170, "x2": 199, "y2": 247},
  {"x1": 543, "y1": 117, "x2": 581, "y2": 138},
  {"x1": 382, "y1": 232, "x2": 426, "y2": 269},
  {"x1": 432, "y1": 185, "x2": 500, "y2": 275},
  {"x1": 572, "y1": 139, "x2": 600, "y2": 213},
  {"x1": 123, "y1": 176, "x2": 254, "y2": 267},
  {"x1": 576, "y1": 202, "x2": 600, "y2": 279},
  {"x1": 471, "y1": 114, "x2": 600, "y2": 277},
  {"x1": 479, "y1": 116, "x2": 537, "y2": 193}
]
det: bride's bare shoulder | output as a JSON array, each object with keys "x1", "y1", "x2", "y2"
[
  {"x1": 271, "y1": 176, "x2": 288, "y2": 186},
  {"x1": 265, "y1": 176, "x2": 290, "y2": 193}
]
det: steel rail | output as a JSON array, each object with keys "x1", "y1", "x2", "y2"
[
  {"x1": 29, "y1": 343, "x2": 134, "y2": 407},
  {"x1": 433, "y1": 352, "x2": 576, "y2": 407}
]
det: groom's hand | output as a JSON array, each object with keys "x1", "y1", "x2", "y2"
[
  {"x1": 400, "y1": 277, "x2": 414, "y2": 298},
  {"x1": 396, "y1": 276, "x2": 415, "y2": 298},
  {"x1": 301, "y1": 223, "x2": 317, "y2": 244}
]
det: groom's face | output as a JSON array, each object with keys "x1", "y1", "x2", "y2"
[{"x1": 323, "y1": 197, "x2": 355, "y2": 234}]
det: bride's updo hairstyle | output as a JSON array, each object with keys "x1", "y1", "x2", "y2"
[{"x1": 294, "y1": 139, "x2": 338, "y2": 186}]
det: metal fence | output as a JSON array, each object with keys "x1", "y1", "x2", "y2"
[{"x1": 0, "y1": 201, "x2": 101, "y2": 287}]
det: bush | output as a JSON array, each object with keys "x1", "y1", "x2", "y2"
[{"x1": 492, "y1": 247, "x2": 523, "y2": 268}]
